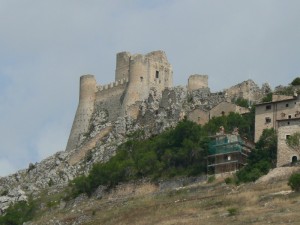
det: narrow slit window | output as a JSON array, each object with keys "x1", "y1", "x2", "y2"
[{"x1": 155, "y1": 71, "x2": 159, "y2": 79}]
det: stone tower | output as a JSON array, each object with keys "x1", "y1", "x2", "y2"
[
  {"x1": 187, "y1": 74, "x2": 208, "y2": 91},
  {"x1": 122, "y1": 51, "x2": 173, "y2": 116},
  {"x1": 66, "y1": 75, "x2": 97, "y2": 151}
]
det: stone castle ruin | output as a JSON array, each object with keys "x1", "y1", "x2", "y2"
[
  {"x1": 66, "y1": 50, "x2": 270, "y2": 152},
  {"x1": 0, "y1": 50, "x2": 273, "y2": 214}
]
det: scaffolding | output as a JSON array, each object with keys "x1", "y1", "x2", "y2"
[{"x1": 207, "y1": 134, "x2": 254, "y2": 175}]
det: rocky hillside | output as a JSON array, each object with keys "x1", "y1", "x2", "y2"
[
  {"x1": 0, "y1": 80, "x2": 270, "y2": 214},
  {"x1": 24, "y1": 166, "x2": 300, "y2": 225}
]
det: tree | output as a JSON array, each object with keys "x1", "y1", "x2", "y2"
[
  {"x1": 288, "y1": 173, "x2": 300, "y2": 191},
  {"x1": 286, "y1": 132, "x2": 300, "y2": 153},
  {"x1": 291, "y1": 77, "x2": 300, "y2": 86}
]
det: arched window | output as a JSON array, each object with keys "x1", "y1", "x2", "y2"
[{"x1": 292, "y1": 156, "x2": 298, "y2": 164}]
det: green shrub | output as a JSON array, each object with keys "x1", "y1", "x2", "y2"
[
  {"x1": 207, "y1": 175, "x2": 215, "y2": 183},
  {"x1": 224, "y1": 177, "x2": 234, "y2": 184},
  {"x1": 291, "y1": 77, "x2": 300, "y2": 86},
  {"x1": 227, "y1": 207, "x2": 238, "y2": 216},
  {"x1": 70, "y1": 119, "x2": 209, "y2": 197},
  {"x1": 288, "y1": 173, "x2": 300, "y2": 191},
  {"x1": 0, "y1": 199, "x2": 36, "y2": 225},
  {"x1": 0, "y1": 190, "x2": 8, "y2": 196}
]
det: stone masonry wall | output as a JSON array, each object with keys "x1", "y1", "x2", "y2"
[{"x1": 277, "y1": 119, "x2": 300, "y2": 167}]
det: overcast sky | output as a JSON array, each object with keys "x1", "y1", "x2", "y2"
[{"x1": 1, "y1": 0, "x2": 300, "y2": 176}]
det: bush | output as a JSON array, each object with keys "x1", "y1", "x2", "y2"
[
  {"x1": 288, "y1": 173, "x2": 300, "y2": 191},
  {"x1": 227, "y1": 207, "x2": 238, "y2": 216},
  {"x1": 70, "y1": 119, "x2": 209, "y2": 197},
  {"x1": 0, "y1": 199, "x2": 36, "y2": 225},
  {"x1": 291, "y1": 77, "x2": 300, "y2": 86}
]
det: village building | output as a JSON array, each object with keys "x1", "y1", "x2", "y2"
[
  {"x1": 255, "y1": 94, "x2": 300, "y2": 166},
  {"x1": 207, "y1": 127, "x2": 254, "y2": 175}
]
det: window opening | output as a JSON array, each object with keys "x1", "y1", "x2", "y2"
[
  {"x1": 286, "y1": 135, "x2": 291, "y2": 140},
  {"x1": 155, "y1": 71, "x2": 159, "y2": 79},
  {"x1": 292, "y1": 156, "x2": 298, "y2": 164},
  {"x1": 266, "y1": 105, "x2": 271, "y2": 110},
  {"x1": 140, "y1": 76, "x2": 143, "y2": 82},
  {"x1": 286, "y1": 103, "x2": 289, "y2": 107},
  {"x1": 265, "y1": 117, "x2": 271, "y2": 123},
  {"x1": 289, "y1": 115, "x2": 292, "y2": 119}
]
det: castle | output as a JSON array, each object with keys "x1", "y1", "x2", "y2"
[
  {"x1": 66, "y1": 51, "x2": 211, "y2": 151},
  {"x1": 66, "y1": 50, "x2": 268, "y2": 154}
]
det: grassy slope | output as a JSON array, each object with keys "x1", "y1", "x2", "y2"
[{"x1": 30, "y1": 172, "x2": 300, "y2": 225}]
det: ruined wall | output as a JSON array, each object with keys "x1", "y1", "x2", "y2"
[
  {"x1": 277, "y1": 119, "x2": 300, "y2": 167},
  {"x1": 187, "y1": 74, "x2": 208, "y2": 91},
  {"x1": 210, "y1": 102, "x2": 249, "y2": 119},
  {"x1": 66, "y1": 75, "x2": 97, "y2": 151},
  {"x1": 188, "y1": 109, "x2": 209, "y2": 125},
  {"x1": 95, "y1": 78, "x2": 128, "y2": 121},
  {"x1": 224, "y1": 79, "x2": 265, "y2": 103}
]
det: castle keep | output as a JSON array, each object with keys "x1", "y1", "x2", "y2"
[{"x1": 66, "y1": 51, "x2": 173, "y2": 151}]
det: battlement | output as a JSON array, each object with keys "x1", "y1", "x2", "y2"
[{"x1": 97, "y1": 78, "x2": 129, "y2": 92}]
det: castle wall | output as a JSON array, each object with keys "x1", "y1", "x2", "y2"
[
  {"x1": 277, "y1": 119, "x2": 300, "y2": 167},
  {"x1": 95, "y1": 79, "x2": 128, "y2": 121},
  {"x1": 188, "y1": 75, "x2": 208, "y2": 91},
  {"x1": 209, "y1": 102, "x2": 249, "y2": 119},
  {"x1": 66, "y1": 75, "x2": 97, "y2": 151},
  {"x1": 188, "y1": 109, "x2": 209, "y2": 125}
]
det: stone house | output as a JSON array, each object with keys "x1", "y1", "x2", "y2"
[
  {"x1": 188, "y1": 101, "x2": 250, "y2": 126},
  {"x1": 209, "y1": 101, "x2": 250, "y2": 118},
  {"x1": 255, "y1": 94, "x2": 300, "y2": 166}
]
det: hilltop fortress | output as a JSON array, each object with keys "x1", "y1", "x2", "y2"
[{"x1": 66, "y1": 50, "x2": 269, "y2": 152}]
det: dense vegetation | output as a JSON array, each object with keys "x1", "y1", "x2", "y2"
[
  {"x1": 236, "y1": 128, "x2": 277, "y2": 183},
  {"x1": 71, "y1": 119, "x2": 209, "y2": 196},
  {"x1": 0, "y1": 200, "x2": 36, "y2": 225},
  {"x1": 71, "y1": 109, "x2": 256, "y2": 197},
  {"x1": 288, "y1": 173, "x2": 300, "y2": 191},
  {"x1": 291, "y1": 77, "x2": 300, "y2": 86}
]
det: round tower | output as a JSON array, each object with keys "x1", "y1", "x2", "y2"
[
  {"x1": 122, "y1": 55, "x2": 149, "y2": 110},
  {"x1": 66, "y1": 75, "x2": 97, "y2": 151}
]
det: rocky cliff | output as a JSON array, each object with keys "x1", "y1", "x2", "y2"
[{"x1": 0, "y1": 80, "x2": 270, "y2": 214}]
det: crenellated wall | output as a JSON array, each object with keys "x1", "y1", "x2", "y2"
[{"x1": 95, "y1": 78, "x2": 128, "y2": 121}]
